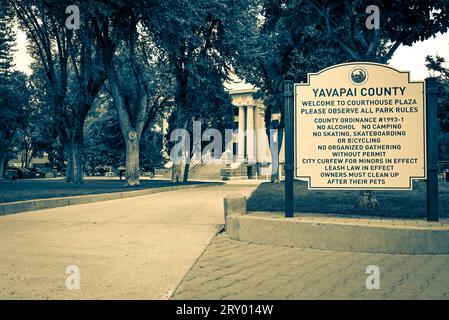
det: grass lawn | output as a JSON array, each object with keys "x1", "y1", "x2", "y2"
[
  {"x1": 247, "y1": 180, "x2": 449, "y2": 218},
  {"x1": 0, "y1": 178, "x2": 213, "y2": 203}
]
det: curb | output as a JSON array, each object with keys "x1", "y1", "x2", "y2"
[
  {"x1": 226, "y1": 214, "x2": 449, "y2": 255},
  {"x1": 223, "y1": 198, "x2": 449, "y2": 255},
  {"x1": 167, "y1": 225, "x2": 224, "y2": 300},
  {"x1": 0, "y1": 183, "x2": 221, "y2": 216}
]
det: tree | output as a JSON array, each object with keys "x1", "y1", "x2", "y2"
[
  {"x1": 305, "y1": 0, "x2": 449, "y2": 206},
  {"x1": 91, "y1": 0, "x2": 170, "y2": 186},
  {"x1": 235, "y1": 0, "x2": 350, "y2": 182},
  {"x1": 237, "y1": 0, "x2": 449, "y2": 183},
  {"x1": 84, "y1": 100, "x2": 125, "y2": 170},
  {"x1": 84, "y1": 94, "x2": 165, "y2": 174},
  {"x1": 0, "y1": 72, "x2": 31, "y2": 179},
  {"x1": 151, "y1": 0, "x2": 258, "y2": 182},
  {"x1": 0, "y1": 0, "x2": 15, "y2": 78},
  {"x1": 10, "y1": 0, "x2": 107, "y2": 183},
  {"x1": 163, "y1": 63, "x2": 236, "y2": 183},
  {"x1": 426, "y1": 54, "x2": 449, "y2": 163},
  {"x1": 11, "y1": 100, "x2": 54, "y2": 169},
  {"x1": 13, "y1": 127, "x2": 34, "y2": 169},
  {"x1": 426, "y1": 55, "x2": 449, "y2": 133},
  {"x1": 0, "y1": 2, "x2": 30, "y2": 178},
  {"x1": 305, "y1": 0, "x2": 449, "y2": 62},
  {"x1": 238, "y1": 0, "x2": 449, "y2": 193}
]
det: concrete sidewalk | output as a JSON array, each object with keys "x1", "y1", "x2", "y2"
[
  {"x1": 172, "y1": 234, "x2": 449, "y2": 300},
  {"x1": 0, "y1": 184, "x2": 256, "y2": 299}
]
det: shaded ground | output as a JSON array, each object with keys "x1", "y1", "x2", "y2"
[
  {"x1": 0, "y1": 184, "x2": 257, "y2": 299},
  {"x1": 172, "y1": 234, "x2": 449, "y2": 300},
  {"x1": 247, "y1": 180, "x2": 449, "y2": 218},
  {"x1": 0, "y1": 178, "x2": 214, "y2": 203}
]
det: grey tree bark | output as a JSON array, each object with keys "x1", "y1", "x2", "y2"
[
  {"x1": 65, "y1": 142, "x2": 84, "y2": 184},
  {"x1": 270, "y1": 128, "x2": 283, "y2": 183},
  {"x1": 182, "y1": 162, "x2": 190, "y2": 183},
  {"x1": 0, "y1": 154, "x2": 6, "y2": 180},
  {"x1": 125, "y1": 136, "x2": 141, "y2": 186}
]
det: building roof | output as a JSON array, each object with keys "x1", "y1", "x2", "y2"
[{"x1": 224, "y1": 72, "x2": 257, "y2": 94}]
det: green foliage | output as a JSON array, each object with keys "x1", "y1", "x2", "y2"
[
  {"x1": 152, "y1": 0, "x2": 256, "y2": 158},
  {"x1": 426, "y1": 55, "x2": 449, "y2": 133},
  {"x1": 0, "y1": 72, "x2": 31, "y2": 157},
  {"x1": 10, "y1": 0, "x2": 110, "y2": 182},
  {"x1": 84, "y1": 103, "x2": 124, "y2": 168},
  {"x1": 0, "y1": 1, "x2": 15, "y2": 77},
  {"x1": 236, "y1": 0, "x2": 449, "y2": 135},
  {"x1": 7, "y1": 0, "x2": 449, "y2": 179},
  {"x1": 0, "y1": 1, "x2": 22, "y2": 163},
  {"x1": 301, "y1": 0, "x2": 449, "y2": 62},
  {"x1": 84, "y1": 103, "x2": 164, "y2": 171},
  {"x1": 236, "y1": 1, "x2": 350, "y2": 135}
]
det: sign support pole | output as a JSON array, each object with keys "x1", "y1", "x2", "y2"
[
  {"x1": 425, "y1": 77, "x2": 439, "y2": 222},
  {"x1": 284, "y1": 80, "x2": 294, "y2": 218}
]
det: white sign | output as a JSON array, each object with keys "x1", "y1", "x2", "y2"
[{"x1": 295, "y1": 62, "x2": 426, "y2": 190}]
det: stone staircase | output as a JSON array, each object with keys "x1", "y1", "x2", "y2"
[
  {"x1": 189, "y1": 163, "x2": 230, "y2": 180},
  {"x1": 220, "y1": 163, "x2": 250, "y2": 180},
  {"x1": 155, "y1": 156, "x2": 250, "y2": 180}
]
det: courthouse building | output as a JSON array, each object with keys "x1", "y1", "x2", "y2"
[{"x1": 162, "y1": 74, "x2": 285, "y2": 180}]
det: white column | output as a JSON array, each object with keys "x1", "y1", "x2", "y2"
[
  {"x1": 238, "y1": 106, "x2": 245, "y2": 161},
  {"x1": 246, "y1": 105, "x2": 255, "y2": 163}
]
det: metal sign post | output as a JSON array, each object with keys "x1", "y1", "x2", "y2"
[
  {"x1": 284, "y1": 80, "x2": 294, "y2": 218},
  {"x1": 426, "y1": 77, "x2": 439, "y2": 221}
]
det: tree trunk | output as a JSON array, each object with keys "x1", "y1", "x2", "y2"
[
  {"x1": 355, "y1": 190, "x2": 380, "y2": 211},
  {"x1": 0, "y1": 154, "x2": 6, "y2": 180},
  {"x1": 65, "y1": 144, "x2": 72, "y2": 182},
  {"x1": 171, "y1": 114, "x2": 188, "y2": 184},
  {"x1": 183, "y1": 162, "x2": 190, "y2": 183},
  {"x1": 125, "y1": 137, "x2": 140, "y2": 186},
  {"x1": 269, "y1": 128, "x2": 283, "y2": 183},
  {"x1": 171, "y1": 163, "x2": 182, "y2": 183},
  {"x1": 65, "y1": 143, "x2": 84, "y2": 184},
  {"x1": 271, "y1": 172, "x2": 280, "y2": 182},
  {"x1": 21, "y1": 150, "x2": 25, "y2": 169},
  {"x1": 270, "y1": 167, "x2": 280, "y2": 183},
  {"x1": 24, "y1": 146, "x2": 32, "y2": 168}
]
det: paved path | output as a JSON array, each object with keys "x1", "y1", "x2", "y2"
[
  {"x1": 0, "y1": 184, "x2": 256, "y2": 299},
  {"x1": 172, "y1": 234, "x2": 449, "y2": 300}
]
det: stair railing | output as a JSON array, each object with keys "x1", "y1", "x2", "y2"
[{"x1": 188, "y1": 153, "x2": 211, "y2": 175}]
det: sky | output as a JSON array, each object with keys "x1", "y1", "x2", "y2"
[
  {"x1": 13, "y1": 28, "x2": 33, "y2": 75},
  {"x1": 389, "y1": 32, "x2": 449, "y2": 81},
  {"x1": 13, "y1": 28, "x2": 449, "y2": 81}
]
